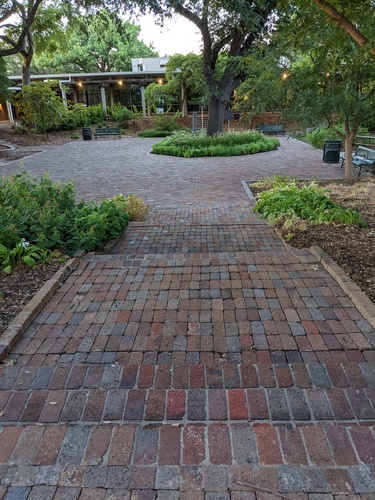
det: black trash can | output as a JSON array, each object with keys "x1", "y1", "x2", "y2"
[
  {"x1": 323, "y1": 139, "x2": 342, "y2": 163},
  {"x1": 82, "y1": 127, "x2": 92, "y2": 141}
]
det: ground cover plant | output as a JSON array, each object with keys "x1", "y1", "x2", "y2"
[
  {"x1": 251, "y1": 176, "x2": 375, "y2": 302},
  {"x1": 152, "y1": 130, "x2": 280, "y2": 157},
  {"x1": 254, "y1": 176, "x2": 366, "y2": 241},
  {"x1": 0, "y1": 171, "x2": 140, "y2": 271}
]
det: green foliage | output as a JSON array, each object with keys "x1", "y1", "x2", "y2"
[
  {"x1": 0, "y1": 57, "x2": 11, "y2": 102},
  {"x1": 33, "y1": 8, "x2": 158, "y2": 73},
  {"x1": 254, "y1": 178, "x2": 366, "y2": 236},
  {"x1": 152, "y1": 112, "x2": 184, "y2": 132},
  {"x1": 109, "y1": 104, "x2": 133, "y2": 127},
  {"x1": 145, "y1": 82, "x2": 175, "y2": 113},
  {"x1": 0, "y1": 240, "x2": 56, "y2": 274},
  {"x1": 86, "y1": 104, "x2": 106, "y2": 125},
  {"x1": 138, "y1": 129, "x2": 175, "y2": 137},
  {"x1": 300, "y1": 126, "x2": 368, "y2": 149},
  {"x1": 152, "y1": 130, "x2": 279, "y2": 158},
  {"x1": 65, "y1": 198, "x2": 129, "y2": 253},
  {"x1": 0, "y1": 171, "x2": 132, "y2": 258},
  {"x1": 16, "y1": 80, "x2": 66, "y2": 134}
]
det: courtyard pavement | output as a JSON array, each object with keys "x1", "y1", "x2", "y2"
[{"x1": 0, "y1": 136, "x2": 375, "y2": 499}]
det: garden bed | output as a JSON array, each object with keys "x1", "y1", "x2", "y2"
[{"x1": 250, "y1": 177, "x2": 375, "y2": 303}]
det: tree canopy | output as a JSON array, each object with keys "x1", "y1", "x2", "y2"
[
  {"x1": 109, "y1": 0, "x2": 278, "y2": 134},
  {"x1": 33, "y1": 8, "x2": 158, "y2": 73}
]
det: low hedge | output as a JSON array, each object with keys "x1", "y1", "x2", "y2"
[{"x1": 152, "y1": 130, "x2": 280, "y2": 157}]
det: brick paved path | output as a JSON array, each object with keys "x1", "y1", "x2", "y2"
[{"x1": 1, "y1": 137, "x2": 375, "y2": 499}]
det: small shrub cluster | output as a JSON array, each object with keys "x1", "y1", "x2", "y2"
[
  {"x1": 0, "y1": 172, "x2": 148, "y2": 272},
  {"x1": 253, "y1": 177, "x2": 366, "y2": 240},
  {"x1": 138, "y1": 130, "x2": 174, "y2": 138},
  {"x1": 152, "y1": 130, "x2": 279, "y2": 157},
  {"x1": 109, "y1": 103, "x2": 134, "y2": 128},
  {"x1": 138, "y1": 112, "x2": 184, "y2": 138}
]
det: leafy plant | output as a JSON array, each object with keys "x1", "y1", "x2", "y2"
[
  {"x1": 152, "y1": 130, "x2": 279, "y2": 157},
  {"x1": 0, "y1": 239, "x2": 55, "y2": 274},
  {"x1": 16, "y1": 80, "x2": 66, "y2": 135},
  {"x1": 0, "y1": 171, "x2": 134, "y2": 256},
  {"x1": 253, "y1": 178, "x2": 366, "y2": 238},
  {"x1": 109, "y1": 104, "x2": 133, "y2": 127}
]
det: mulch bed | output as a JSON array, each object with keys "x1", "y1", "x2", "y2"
[{"x1": 250, "y1": 177, "x2": 375, "y2": 304}]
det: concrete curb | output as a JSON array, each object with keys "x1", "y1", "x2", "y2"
[
  {"x1": 0, "y1": 251, "x2": 85, "y2": 362},
  {"x1": 309, "y1": 245, "x2": 375, "y2": 330}
]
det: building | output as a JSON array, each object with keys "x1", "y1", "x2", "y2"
[{"x1": 2, "y1": 58, "x2": 170, "y2": 123}]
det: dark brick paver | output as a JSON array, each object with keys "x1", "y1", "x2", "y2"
[{"x1": 1, "y1": 137, "x2": 374, "y2": 498}]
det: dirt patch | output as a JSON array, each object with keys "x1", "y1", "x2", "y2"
[
  {"x1": 251, "y1": 177, "x2": 375, "y2": 303},
  {"x1": 0, "y1": 127, "x2": 76, "y2": 148},
  {"x1": 0, "y1": 261, "x2": 65, "y2": 335}
]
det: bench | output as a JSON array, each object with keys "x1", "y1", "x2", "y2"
[
  {"x1": 256, "y1": 124, "x2": 286, "y2": 135},
  {"x1": 94, "y1": 127, "x2": 121, "y2": 139},
  {"x1": 340, "y1": 145, "x2": 375, "y2": 176}
]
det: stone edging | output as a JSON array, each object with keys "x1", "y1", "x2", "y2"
[
  {"x1": 309, "y1": 245, "x2": 375, "y2": 330},
  {"x1": 0, "y1": 250, "x2": 85, "y2": 362}
]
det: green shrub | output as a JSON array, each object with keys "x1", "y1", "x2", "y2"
[
  {"x1": 86, "y1": 104, "x2": 106, "y2": 125},
  {"x1": 254, "y1": 178, "x2": 366, "y2": 237},
  {"x1": 152, "y1": 112, "x2": 183, "y2": 132},
  {"x1": 109, "y1": 103, "x2": 133, "y2": 127},
  {"x1": 152, "y1": 130, "x2": 279, "y2": 157},
  {"x1": 138, "y1": 129, "x2": 174, "y2": 137},
  {"x1": 0, "y1": 172, "x2": 133, "y2": 262}
]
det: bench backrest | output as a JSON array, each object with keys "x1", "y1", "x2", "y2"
[
  {"x1": 356, "y1": 146, "x2": 375, "y2": 160},
  {"x1": 95, "y1": 127, "x2": 120, "y2": 133},
  {"x1": 257, "y1": 124, "x2": 285, "y2": 133}
]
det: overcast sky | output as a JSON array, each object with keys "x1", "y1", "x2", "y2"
[{"x1": 137, "y1": 14, "x2": 202, "y2": 56}]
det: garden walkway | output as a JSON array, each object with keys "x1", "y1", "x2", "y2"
[{"x1": 1, "y1": 137, "x2": 375, "y2": 499}]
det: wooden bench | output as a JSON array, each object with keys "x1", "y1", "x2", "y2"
[
  {"x1": 256, "y1": 124, "x2": 286, "y2": 135},
  {"x1": 94, "y1": 127, "x2": 121, "y2": 139},
  {"x1": 340, "y1": 146, "x2": 375, "y2": 176}
]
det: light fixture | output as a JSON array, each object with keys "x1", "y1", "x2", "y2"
[
  {"x1": 282, "y1": 73, "x2": 288, "y2": 80},
  {"x1": 118, "y1": 80, "x2": 123, "y2": 86},
  {"x1": 158, "y1": 79, "x2": 163, "y2": 84},
  {"x1": 77, "y1": 81, "x2": 83, "y2": 87}
]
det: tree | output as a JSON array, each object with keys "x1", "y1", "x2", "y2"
[
  {"x1": 0, "y1": 0, "x2": 44, "y2": 85},
  {"x1": 34, "y1": 9, "x2": 158, "y2": 73},
  {"x1": 264, "y1": 4, "x2": 375, "y2": 179},
  {"x1": 312, "y1": 0, "x2": 375, "y2": 56},
  {"x1": 112, "y1": 0, "x2": 277, "y2": 135},
  {"x1": 16, "y1": 80, "x2": 66, "y2": 134},
  {"x1": 0, "y1": 57, "x2": 11, "y2": 102},
  {"x1": 165, "y1": 53, "x2": 206, "y2": 115},
  {"x1": 0, "y1": 0, "x2": 68, "y2": 85}
]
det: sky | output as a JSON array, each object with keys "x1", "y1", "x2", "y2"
[{"x1": 136, "y1": 14, "x2": 202, "y2": 56}]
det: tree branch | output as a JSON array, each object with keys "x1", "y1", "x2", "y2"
[{"x1": 313, "y1": 0, "x2": 375, "y2": 56}]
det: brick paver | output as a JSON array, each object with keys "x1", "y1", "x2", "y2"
[{"x1": 1, "y1": 136, "x2": 374, "y2": 498}]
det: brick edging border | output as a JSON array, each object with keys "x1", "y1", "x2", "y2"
[
  {"x1": 0, "y1": 250, "x2": 85, "y2": 362},
  {"x1": 309, "y1": 245, "x2": 375, "y2": 330}
]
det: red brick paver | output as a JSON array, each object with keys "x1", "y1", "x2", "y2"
[{"x1": 1, "y1": 137, "x2": 374, "y2": 497}]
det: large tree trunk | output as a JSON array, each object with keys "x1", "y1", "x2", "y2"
[
  {"x1": 207, "y1": 97, "x2": 228, "y2": 136},
  {"x1": 21, "y1": 31, "x2": 34, "y2": 86}
]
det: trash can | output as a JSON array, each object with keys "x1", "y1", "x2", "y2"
[
  {"x1": 323, "y1": 139, "x2": 342, "y2": 163},
  {"x1": 82, "y1": 127, "x2": 92, "y2": 141}
]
